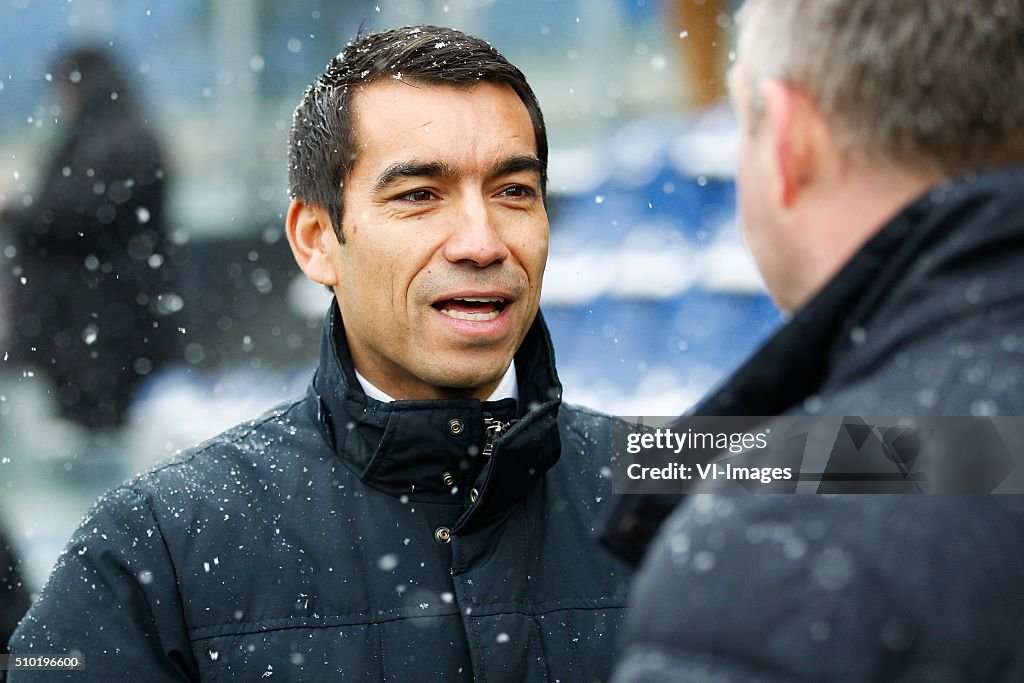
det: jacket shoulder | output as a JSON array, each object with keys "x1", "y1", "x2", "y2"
[
  {"x1": 9, "y1": 483, "x2": 200, "y2": 679},
  {"x1": 132, "y1": 396, "x2": 311, "y2": 487},
  {"x1": 556, "y1": 402, "x2": 633, "y2": 469},
  {"x1": 822, "y1": 304, "x2": 1024, "y2": 416},
  {"x1": 558, "y1": 402, "x2": 630, "y2": 434}
]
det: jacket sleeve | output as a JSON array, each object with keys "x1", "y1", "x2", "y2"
[{"x1": 7, "y1": 487, "x2": 199, "y2": 681}]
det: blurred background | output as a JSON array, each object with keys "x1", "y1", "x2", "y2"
[{"x1": 0, "y1": 0, "x2": 780, "y2": 601}]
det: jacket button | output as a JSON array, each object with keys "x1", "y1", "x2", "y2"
[
  {"x1": 442, "y1": 472, "x2": 455, "y2": 487},
  {"x1": 434, "y1": 527, "x2": 451, "y2": 543},
  {"x1": 448, "y1": 419, "x2": 464, "y2": 435},
  {"x1": 469, "y1": 488, "x2": 479, "y2": 503}
]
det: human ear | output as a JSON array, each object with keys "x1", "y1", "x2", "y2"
[
  {"x1": 285, "y1": 199, "x2": 340, "y2": 287},
  {"x1": 760, "y1": 80, "x2": 822, "y2": 208}
]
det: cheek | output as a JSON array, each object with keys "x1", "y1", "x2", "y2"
[
  {"x1": 738, "y1": 195, "x2": 768, "y2": 267},
  {"x1": 337, "y1": 244, "x2": 395, "y2": 318},
  {"x1": 735, "y1": 169, "x2": 754, "y2": 240},
  {"x1": 519, "y1": 220, "x2": 549, "y2": 273},
  {"x1": 516, "y1": 243, "x2": 548, "y2": 295},
  {"x1": 736, "y1": 145, "x2": 767, "y2": 239},
  {"x1": 528, "y1": 232, "x2": 549, "y2": 266}
]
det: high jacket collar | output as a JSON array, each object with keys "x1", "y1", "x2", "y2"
[
  {"x1": 695, "y1": 165, "x2": 1024, "y2": 417},
  {"x1": 306, "y1": 302, "x2": 563, "y2": 534}
]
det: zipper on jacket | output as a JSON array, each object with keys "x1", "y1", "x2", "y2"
[{"x1": 482, "y1": 417, "x2": 512, "y2": 458}]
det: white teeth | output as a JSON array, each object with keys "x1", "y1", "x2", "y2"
[
  {"x1": 453, "y1": 297, "x2": 504, "y2": 303},
  {"x1": 440, "y1": 309, "x2": 501, "y2": 321}
]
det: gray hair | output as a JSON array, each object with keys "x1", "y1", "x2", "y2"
[{"x1": 735, "y1": 0, "x2": 1024, "y2": 175}]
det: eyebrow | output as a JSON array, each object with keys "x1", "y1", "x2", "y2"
[
  {"x1": 490, "y1": 155, "x2": 544, "y2": 181},
  {"x1": 374, "y1": 160, "x2": 459, "y2": 192},
  {"x1": 373, "y1": 155, "x2": 543, "y2": 193}
]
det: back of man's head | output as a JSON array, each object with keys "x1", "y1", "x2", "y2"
[
  {"x1": 288, "y1": 25, "x2": 547, "y2": 241},
  {"x1": 737, "y1": 0, "x2": 1024, "y2": 177}
]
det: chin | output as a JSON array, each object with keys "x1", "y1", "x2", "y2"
[
  {"x1": 434, "y1": 371, "x2": 504, "y2": 392},
  {"x1": 419, "y1": 359, "x2": 508, "y2": 393}
]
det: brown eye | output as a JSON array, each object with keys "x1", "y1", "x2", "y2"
[
  {"x1": 401, "y1": 189, "x2": 435, "y2": 202},
  {"x1": 499, "y1": 185, "x2": 534, "y2": 198}
]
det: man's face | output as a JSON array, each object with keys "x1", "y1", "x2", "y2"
[{"x1": 327, "y1": 80, "x2": 548, "y2": 400}]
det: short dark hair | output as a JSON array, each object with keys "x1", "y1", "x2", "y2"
[{"x1": 288, "y1": 25, "x2": 548, "y2": 242}]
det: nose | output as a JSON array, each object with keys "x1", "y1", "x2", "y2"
[{"x1": 442, "y1": 195, "x2": 511, "y2": 267}]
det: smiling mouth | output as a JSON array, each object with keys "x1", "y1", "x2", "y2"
[{"x1": 433, "y1": 297, "x2": 508, "y2": 321}]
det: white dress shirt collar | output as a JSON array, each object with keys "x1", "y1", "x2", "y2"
[{"x1": 354, "y1": 360, "x2": 519, "y2": 404}]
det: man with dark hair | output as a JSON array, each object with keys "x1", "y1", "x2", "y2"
[
  {"x1": 609, "y1": 1, "x2": 1024, "y2": 681},
  {"x1": 9, "y1": 26, "x2": 633, "y2": 681}
]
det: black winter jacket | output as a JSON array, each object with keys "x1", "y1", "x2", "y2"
[
  {"x1": 9, "y1": 306, "x2": 634, "y2": 681},
  {"x1": 610, "y1": 167, "x2": 1024, "y2": 682}
]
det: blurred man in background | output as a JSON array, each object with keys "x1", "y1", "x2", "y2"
[
  {"x1": 611, "y1": 1, "x2": 1024, "y2": 680},
  {"x1": 9, "y1": 25, "x2": 633, "y2": 681},
  {"x1": 0, "y1": 48, "x2": 180, "y2": 433}
]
